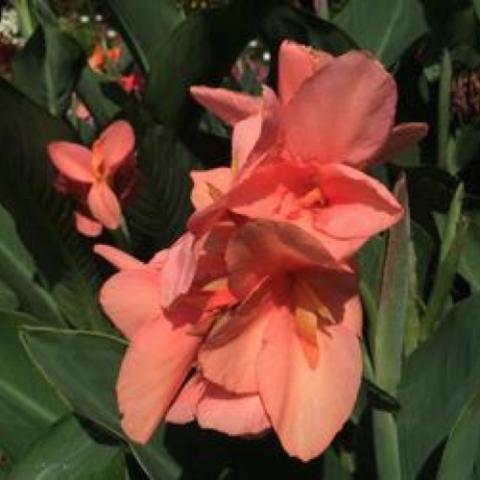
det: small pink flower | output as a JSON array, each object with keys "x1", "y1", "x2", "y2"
[
  {"x1": 48, "y1": 120, "x2": 135, "y2": 236},
  {"x1": 119, "y1": 72, "x2": 145, "y2": 94}
]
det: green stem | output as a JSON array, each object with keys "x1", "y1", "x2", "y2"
[
  {"x1": 14, "y1": 0, "x2": 35, "y2": 38},
  {"x1": 110, "y1": 217, "x2": 131, "y2": 252},
  {"x1": 373, "y1": 411, "x2": 402, "y2": 480},
  {"x1": 437, "y1": 49, "x2": 452, "y2": 171}
]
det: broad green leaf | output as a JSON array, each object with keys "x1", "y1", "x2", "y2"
[
  {"x1": 12, "y1": 0, "x2": 85, "y2": 115},
  {"x1": 334, "y1": 0, "x2": 428, "y2": 66},
  {"x1": 0, "y1": 204, "x2": 62, "y2": 325},
  {"x1": 372, "y1": 176, "x2": 411, "y2": 480},
  {"x1": 0, "y1": 280, "x2": 19, "y2": 310},
  {"x1": 437, "y1": 388, "x2": 480, "y2": 480},
  {"x1": 261, "y1": 5, "x2": 356, "y2": 55},
  {"x1": 397, "y1": 293, "x2": 480, "y2": 479},
  {"x1": 21, "y1": 327, "x2": 181, "y2": 480},
  {"x1": 0, "y1": 79, "x2": 105, "y2": 330},
  {"x1": 145, "y1": 0, "x2": 279, "y2": 133},
  {"x1": 459, "y1": 216, "x2": 480, "y2": 291},
  {"x1": 0, "y1": 312, "x2": 68, "y2": 464},
  {"x1": 126, "y1": 124, "x2": 196, "y2": 256},
  {"x1": 374, "y1": 175, "x2": 411, "y2": 395},
  {"x1": 104, "y1": 0, "x2": 185, "y2": 73},
  {"x1": 8, "y1": 415, "x2": 126, "y2": 480},
  {"x1": 76, "y1": 68, "x2": 121, "y2": 129}
]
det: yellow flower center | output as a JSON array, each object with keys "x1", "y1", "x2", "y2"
[
  {"x1": 293, "y1": 277, "x2": 335, "y2": 368},
  {"x1": 91, "y1": 142, "x2": 106, "y2": 182}
]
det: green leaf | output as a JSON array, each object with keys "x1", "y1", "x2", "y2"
[
  {"x1": 12, "y1": 0, "x2": 85, "y2": 115},
  {"x1": 126, "y1": 124, "x2": 195, "y2": 256},
  {"x1": 76, "y1": 68, "x2": 121, "y2": 129},
  {"x1": 372, "y1": 175, "x2": 411, "y2": 480},
  {"x1": 261, "y1": 5, "x2": 357, "y2": 56},
  {"x1": 0, "y1": 79, "x2": 105, "y2": 330},
  {"x1": 422, "y1": 184, "x2": 465, "y2": 338},
  {"x1": 333, "y1": 0, "x2": 428, "y2": 66},
  {"x1": 145, "y1": 0, "x2": 279, "y2": 133},
  {"x1": 0, "y1": 203, "x2": 62, "y2": 325},
  {"x1": 8, "y1": 415, "x2": 126, "y2": 480},
  {"x1": 21, "y1": 327, "x2": 181, "y2": 480},
  {"x1": 437, "y1": 388, "x2": 480, "y2": 480},
  {"x1": 104, "y1": 0, "x2": 185, "y2": 73},
  {"x1": 459, "y1": 215, "x2": 480, "y2": 291},
  {"x1": 0, "y1": 280, "x2": 19, "y2": 310},
  {"x1": 437, "y1": 49, "x2": 453, "y2": 172},
  {"x1": 397, "y1": 293, "x2": 480, "y2": 479},
  {"x1": 0, "y1": 312, "x2": 68, "y2": 463},
  {"x1": 374, "y1": 175, "x2": 411, "y2": 396}
]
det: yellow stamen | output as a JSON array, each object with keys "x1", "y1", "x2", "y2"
[
  {"x1": 231, "y1": 151, "x2": 240, "y2": 178},
  {"x1": 91, "y1": 142, "x2": 105, "y2": 181},
  {"x1": 293, "y1": 277, "x2": 336, "y2": 368},
  {"x1": 298, "y1": 187, "x2": 326, "y2": 209}
]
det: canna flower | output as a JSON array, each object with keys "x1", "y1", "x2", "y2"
[
  {"x1": 48, "y1": 120, "x2": 135, "y2": 236},
  {"x1": 192, "y1": 41, "x2": 428, "y2": 176},
  {"x1": 167, "y1": 220, "x2": 362, "y2": 461},
  {"x1": 95, "y1": 225, "x2": 237, "y2": 442},
  {"x1": 97, "y1": 219, "x2": 361, "y2": 461},
  {"x1": 187, "y1": 42, "x2": 423, "y2": 260}
]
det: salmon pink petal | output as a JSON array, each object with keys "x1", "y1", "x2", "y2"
[
  {"x1": 48, "y1": 142, "x2": 93, "y2": 183},
  {"x1": 87, "y1": 182, "x2": 122, "y2": 230},
  {"x1": 299, "y1": 267, "x2": 361, "y2": 334},
  {"x1": 317, "y1": 163, "x2": 403, "y2": 239},
  {"x1": 99, "y1": 269, "x2": 161, "y2": 338},
  {"x1": 371, "y1": 122, "x2": 429, "y2": 167},
  {"x1": 232, "y1": 113, "x2": 262, "y2": 174},
  {"x1": 166, "y1": 374, "x2": 206, "y2": 424},
  {"x1": 226, "y1": 220, "x2": 340, "y2": 299},
  {"x1": 96, "y1": 120, "x2": 135, "y2": 172},
  {"x1": 284, "y1": 51, "x2": 396, "y2": 166},
  {"x1": 237, "y1": 86, "x2": 281, "y2": 178},
  {"x1": 75, "y1": 211, "x2": 102, "y2": 237},
  {"x1": 190, "y1": 86, "x2": 261, "y2": 125},
  {"x1": 160, "y1": 233, "x2": 197, "y2": 308},
  {"x1": 117, "y1": 317, "x2": 201, "y2": 443},
  {"x1": 94, "y1": 244, "x2": 145, "y2": 271},
  {"x1": 196, "y1": 381, "x2": 270, "y2": 436},
  {"x1": 187, "y1": 199, "x2": 227, "y2": 237},
  {"x1": 198, "y1": 284, "x2": 278, "y2": 394},
  {"x1": 190, "y1": 167, "x2": 232, "y2": 211},
  {"x1": 257, "y1": 309, "x2": 362, "y2": 461},
  {"x1": 278, "y1": 40, "x2": 333, "y2": 104},
  {"x1": 343, "y1": 294, "x2": 363, "y2": 337}
]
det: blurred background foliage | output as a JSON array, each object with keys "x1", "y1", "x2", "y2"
[{"x1": 0, "y1": 0, "x2": 480, "y2": 479}]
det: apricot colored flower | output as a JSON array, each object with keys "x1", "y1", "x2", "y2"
[
  {"x1": 192, "y1": 41, "x2": 428, "y2": 175},
  {"x1": 187, "y1": 42, "x2": 422, "y2": 260},
  {"x1": 165, "y1": 220, "x2": 362, "y2": 461},
  {"x1": 95, "y1": 225, "x2": 237, "y2": 443},
  {"x1": 48, "y1": 120, "x2": 135, "y2": 236}
]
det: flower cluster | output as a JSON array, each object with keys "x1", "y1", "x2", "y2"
[{"x1": 96, "y1": 41, "x2": 427, "y2": 461}]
